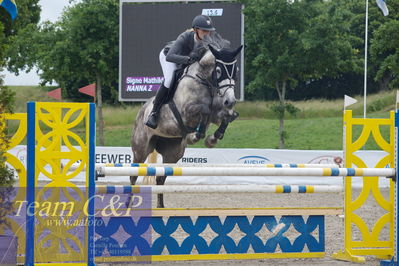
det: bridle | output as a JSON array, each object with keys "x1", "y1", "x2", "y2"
[
  {"x1": 214, "y1": 58, "x2": 237, "y2": 97},
  {"x1": 181, "y1": 57, "x2": 237, "y2": 98}
]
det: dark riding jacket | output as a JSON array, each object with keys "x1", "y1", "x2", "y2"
[{"x1": 164, "y1": 31, "x2": 196, "y2": 66}]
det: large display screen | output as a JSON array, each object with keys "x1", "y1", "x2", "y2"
[{"x1": 119, "y1": 0, "x2": 244, "y2": 101}]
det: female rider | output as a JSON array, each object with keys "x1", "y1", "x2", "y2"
[{"x1": 145, "y1": 15, "x2": 216, "y2": 129}]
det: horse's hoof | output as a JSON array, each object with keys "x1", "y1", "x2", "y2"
[
  {"x1": 205, "y1": 135, "x2": 217, "y2": 148},
  {"x1": 187, "y1": 133, "x2": 200, "y2": 144},
  {"x1": 186, "y1": 138, "x2": 195, "y2": 145}
]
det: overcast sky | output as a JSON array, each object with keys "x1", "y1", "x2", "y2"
[{"x1": 2, "y1": 0, "x2": 71, "y2": 85}]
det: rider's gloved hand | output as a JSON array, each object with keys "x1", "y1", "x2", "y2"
[{"x1": 187, "y1": 52, "x2": 200, "y2": 65}]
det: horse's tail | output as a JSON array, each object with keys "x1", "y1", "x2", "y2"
[{"x1": 142, "y1": 150, "x2": 158, "y2": 185}]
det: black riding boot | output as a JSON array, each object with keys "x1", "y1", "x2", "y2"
[{"x1": 145, "y1": 84, "x2": 169, "y2": 129}]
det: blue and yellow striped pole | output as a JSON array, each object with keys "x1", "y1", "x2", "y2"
[
  {"x1": 95, "y1": 184, "x2": 343, "y2": 194},
  {"x1": 98, "y1": 166, "x2": 394, "y2": 177}
]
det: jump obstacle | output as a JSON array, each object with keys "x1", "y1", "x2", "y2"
[
  {"x1": 95, "y1": 184, "x2": 344, "y2": 194},
  {"x1": 1, "y1": 102, "x2": 398, "y2": 265},
  {"x1": 68, "y1": 162, "x2": 340, "y2": 171},
  {"x1": 97, "y1": 165, "x2": 394, "y2": 177}
]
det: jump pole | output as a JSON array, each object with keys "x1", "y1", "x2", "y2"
[
  {"x1": 95, "y1": 184, "x2": 343, "y2": 194},
  {"x1": 67, "y1": 162, "x2": 339, "y2": 171},
  {"x1": 98, "y1": 166, "x2": 395, "y2": 177}
]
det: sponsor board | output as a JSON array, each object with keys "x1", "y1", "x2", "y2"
[{"x1": 237, "y1": 155, "x2": 271, "y2": 164}]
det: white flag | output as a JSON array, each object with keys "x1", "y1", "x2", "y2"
[
  {"x1": 344, "y1": 95, "x2": 358, "y2": 107},
  {"x1": 376, "y1": 0, "x2": 389, "y2": 16},
  {"x1": 396, "y1": 90, "x2": 399, "y2": 103}
]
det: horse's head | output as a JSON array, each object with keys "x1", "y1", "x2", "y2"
[{"x1": 201, "y1": 45, "x2": 242, "y2": 110}]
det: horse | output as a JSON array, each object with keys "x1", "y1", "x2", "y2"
[{"x1": 130, "y1": 34, "x2": 243, "y2": 208}]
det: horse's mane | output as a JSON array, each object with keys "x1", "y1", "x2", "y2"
[
  {"x1": 193, "y1": 32, "x2": 231, "y2": 59},
  {"x1": 202, "y1": 32, "x2": 231, "y2": 50}
]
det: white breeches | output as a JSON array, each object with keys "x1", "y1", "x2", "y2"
[{"x1": 159, "y1": 49, "x2": 177, "y2": 88}]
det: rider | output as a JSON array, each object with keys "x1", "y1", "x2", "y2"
[{"x1": 145, "y1": 14, "x2": 216, "y2": 129}]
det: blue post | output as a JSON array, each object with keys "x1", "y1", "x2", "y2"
[
  {"x1": 381, "y1": 110, "x2": 399, "y2": 266},
  {"x1": 396, "y1": 110, "x2": 399, "y2": 265},
  {"x1": 25, "y1": 102, "x2": 35, "y2": 265},
  {"x1": 87, "y1": 103, "x2": 96, "y2": 265}
]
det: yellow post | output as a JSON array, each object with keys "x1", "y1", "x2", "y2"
[
  {"x1": 0, "y1": 113, "x2": 27, "y2": 260},
  {"x1": 32, "y1": 102, "x2": 92, "y2": 264},
  {"x1": 333, "y1": 110, "x2": 395, "y2": 263}
]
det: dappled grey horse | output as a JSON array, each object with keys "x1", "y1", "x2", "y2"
[{"x1": 131, "y1": 34, "x2": 243, "y2": 207}]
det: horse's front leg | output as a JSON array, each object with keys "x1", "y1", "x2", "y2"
[
  {"x1": 186, "y1": 105, "x2": 211, "y2": 145},
  {"x1": 187, "y1": 118, "x2": 207, "y2": 145},
  {"x1": 205, "y1": 111, "x2": 239, "y2": 148}
]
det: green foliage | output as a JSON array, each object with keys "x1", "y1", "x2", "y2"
[
  {"x1": 242, "y1": 0, "x2": 364, "y2": 147},
  {"x1": 0, "y1": 23, "x2": 5, "y2": 67},
  {"x1": 96, "y1": 113, "x2": 392, "y2": 150},
  {"x1": 371, "y1": 18, "x2": 399, "y2": 89},
  {"x1": 5, "y1": 0, "x2": 398, "y2": 104},
  {"x1": 5, "y1": 85, "x2": 396, "y2": 150},
  {"x1": 242, "y1": 0, "x2": 396, "y2": 101},
  {"x1": 7, "y1": 0, "x2": 119, "y2": 103},
  {"x1": 0, "y1": 0, "x2": 40, "y2": 37},
  {"x1": 0, "y1": 80, "x2": 15, "y2": 185},
  {"x1": 244, "y1": 0, "x2": 358, "y2": 94},
  {"x1": 270, "y1": 102, "x2": 299, "y2": 120},
  {"x1": 0, "y1": 0, "x2": 36, "y2": 222},
  {"x1": 0, "y1": 80, "x2": 16, "y2": 227},
  {"x1": 2, "y1": 0, "x2": 40, "y2": 73}
]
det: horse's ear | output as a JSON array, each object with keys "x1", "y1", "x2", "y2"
[
  {"x1": 232, "y1": 45, "x2": 243, "y2": 57},
  {"x1": 208, "y1": 45, "x2": 220, "y2": 57}
]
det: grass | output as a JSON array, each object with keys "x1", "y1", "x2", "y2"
[
  {"x1": 6, "y1": 85, "x2": 398, "y2": 150},
  {"x1": 11, "y1": 86, "x2": 58, "y2": 112},
  {"x1": 102, "y1": 105, "x2": 141, "y2": 127}
]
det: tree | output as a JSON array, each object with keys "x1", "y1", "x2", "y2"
[
  {"x1": 370, "y1": 15, "x2": 399, "y2": 89},
  {"x1": 243, "y1": 0, "x2": 358, "y2": 148},
  {"x1": 8, "y1": 0, "x2": 119, "y2": 145},
  {"x1": 2, "y1": 0, "x2": 40, "y2": 71},
  {"x1": 0, "y1": 0, "x2": 39, "y2": 197},
  {"x1": 1, "y1": 0, "x2": 39, "y2": 187},
  {"x1": 61, "y1": 0, "x2": 119, "y2": 145}
]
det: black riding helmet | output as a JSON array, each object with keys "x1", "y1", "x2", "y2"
[{"x1": 192, "y1": 15, "x2": 216, "y2": 31}]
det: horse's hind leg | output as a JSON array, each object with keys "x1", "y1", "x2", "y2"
[
  {"x1": 130, "y1": 140, "x2": 156, "y2": 185},
  {"x1": 128, "y1": 132, "x2": 157, "y2": 207},
  {"x1": 130, "y1": 115, "x2": 158, "y2": 183},
  {"x1": 155, "y1": 137, "x2": 186, "y2": 208}
]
